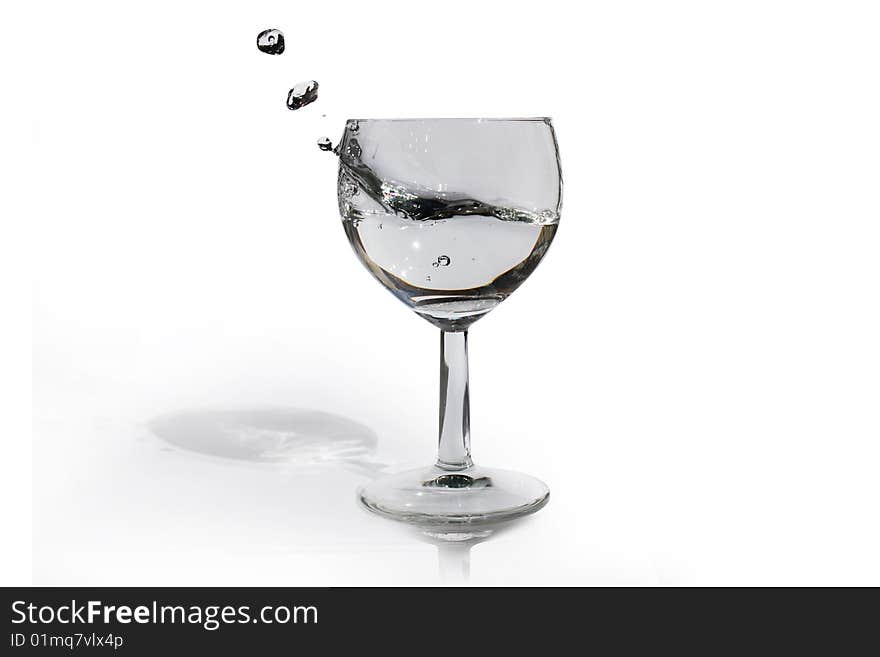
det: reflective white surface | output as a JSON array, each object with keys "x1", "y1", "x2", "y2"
[
  {"x1": 33, "y1": 392, "x2": 661, "y2": 586},
  {"x1": 22, "y1": 1, "x2": 880, "y2": 586}
]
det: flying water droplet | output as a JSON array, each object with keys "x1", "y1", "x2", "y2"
[
  {"x1": 256, "y1": 29, "x2": 285, "y2": 55},
  {"x1": 317, "y1": 137, "x2": 333, "y2": 152},
  {"x1": 287, "y1": 80, "x2": 319, "y2": 111},
  {"x1": 432, "y1": 255, "x2": 451, "y2": 268}
]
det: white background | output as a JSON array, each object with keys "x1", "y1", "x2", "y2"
[{"x1": 4, "y1": 0, "x2": 879, "y2": 585}]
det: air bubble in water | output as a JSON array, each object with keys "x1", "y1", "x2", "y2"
[
  {"x1": 317, "y1": 137, "x2": 333, "y2": 152},
  {"x1": 432, "y1": 255, "x2": 451, "y2": 268},
  {"x1": 256, "y1": 29, "x2": 285, "y2": 55},
  {"x1": 287, "y1": 80, "x2": 319, "y2": 111}
]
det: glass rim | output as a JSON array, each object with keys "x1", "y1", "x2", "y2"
[{"x1": 345, "y1": 116, "x2": 552, "y2": 124}]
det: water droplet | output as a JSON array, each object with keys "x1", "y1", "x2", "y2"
[
  {"x1": 432, "y1": 255, "x2": 451, "y2": 268},
  {"x1": 317, "y1": 137, "x2": 333, "y2": 152},
  {"x1": 425, "y1": 276, "x2": 431, "y2": 282},
  {"x1": 287, "y1": 80, "x2": 319, "y2": 111},
  {"x1": 378, "y1": 223, "x2": 383, "y2": 230},
  {"x1": 257, "y1": 29, "x2": 285, "y2": 55}
]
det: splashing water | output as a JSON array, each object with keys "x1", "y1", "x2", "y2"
[
  {"x1": 256, "y1": 29, "x2": 285, "y2": 55},
  {"x1": 287, "y1": 81, "x2": 319, "y2": 111},
  {"x1": 336, "y1": 131, "x2": 559, "y2": 330}
]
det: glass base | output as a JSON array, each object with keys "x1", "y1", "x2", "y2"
[{"x1": 358, "y1": 465, "x2": 549, "y2": 535}]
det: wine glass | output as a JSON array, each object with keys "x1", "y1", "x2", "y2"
[{"x1": 336, "y1": 117, "x2": 562, "y2": 536}]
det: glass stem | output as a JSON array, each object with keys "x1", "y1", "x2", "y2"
[{"x1": 437, "y1": 330, "x2": 473, "y2": 470}]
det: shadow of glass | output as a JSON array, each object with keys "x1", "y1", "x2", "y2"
[
  {"x1": 148, "y1": 407, "x2": 388, "y2": 475},
  {"x1": 146, "y1": 408, "x2": 540, "y2": 584}
]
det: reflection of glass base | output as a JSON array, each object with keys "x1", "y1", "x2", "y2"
[{"x1": 358, "y1": 465, "x2": 549, "y2": 536}]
